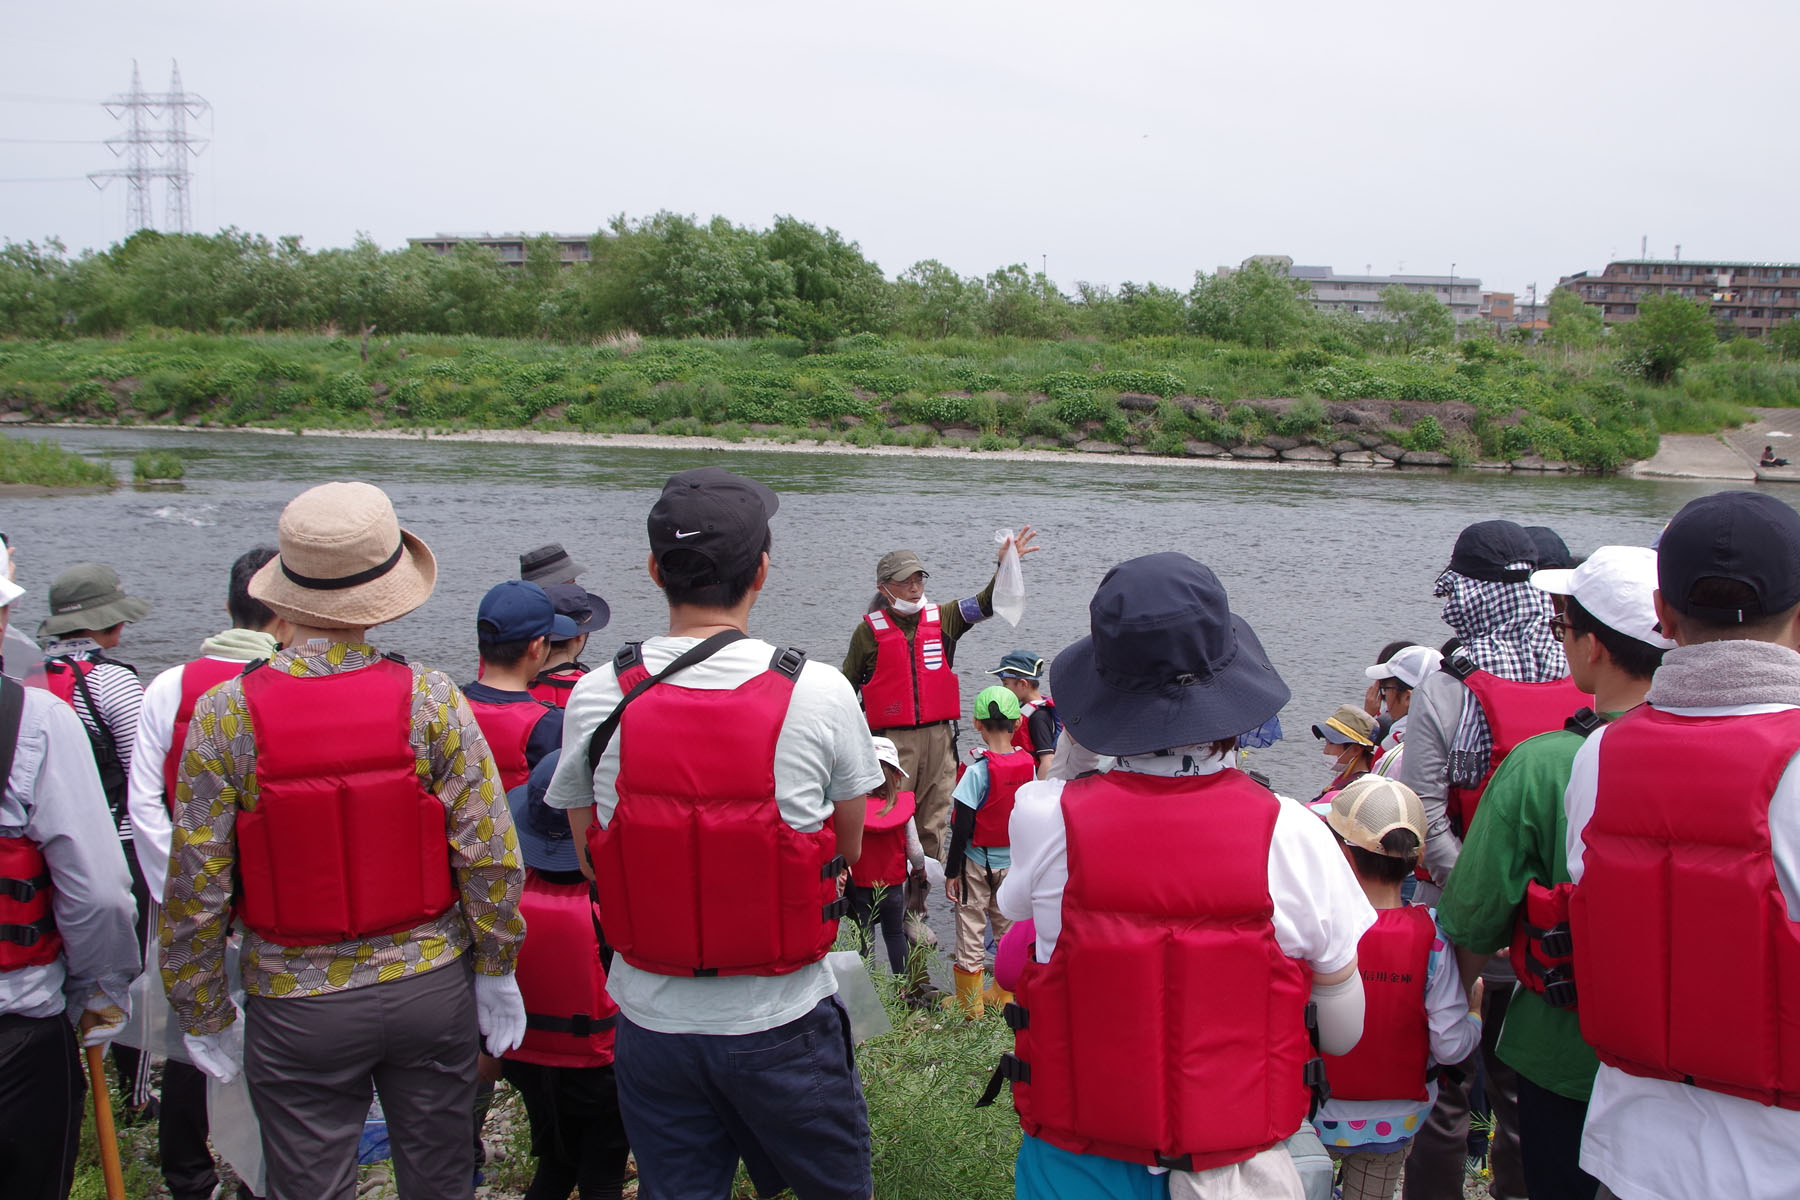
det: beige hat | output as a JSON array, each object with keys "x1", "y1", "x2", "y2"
[
  {"x1": 249, "y1": 482, "x2": 436, "y2": 629},
  {"x1": 876, "y1": 549, "x2": 928, "y2": 583},
  {"x1": 1311, "y1": 703, "x2": 1378, "y2": 749},
  {"x1": 1327, "y1": 776, "x2": 1426, "y2": 856}
]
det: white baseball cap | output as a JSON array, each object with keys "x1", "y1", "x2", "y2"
[
  {"x1": 1530, "y1": 545, "x2": 1675, "y2": 650},
  {"x1": 870, "y1": 736, "x2": 908, "y2": 778},
  {"x1": 1363, "y1": 644, "x2": 1444, "y2": 690},
  {"x1": 0, "y1": 542, "x2": 22, "y2": 608}
]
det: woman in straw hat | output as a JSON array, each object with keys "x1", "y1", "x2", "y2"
[
  {"x1": 990, "y1": 552, "x2": 1377, "y2": 1200},
  {"x1": 159, "y1": 481, "x2": 528, "y2": 1200}
]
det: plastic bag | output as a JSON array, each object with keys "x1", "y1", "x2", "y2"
[
  {"x1": 826, "y1": 951, "x2": 892, "y2": 1044},
  {"x1": 114, "y1": 902, "x2": 191, "y2": 1062},
  {"x1": 208, "y1": 1071, "x2": 267, "y2": 1195},
  {"x1": 992, "y1": 529, "x2": 1025, "y2": 626}
]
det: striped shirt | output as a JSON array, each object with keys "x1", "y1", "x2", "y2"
[{"x1": 40, "y1": 637, "x2": 144, "y2": 840}]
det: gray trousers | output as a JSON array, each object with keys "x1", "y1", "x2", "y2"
[{"x1": 245, "y1": 957, "x2": 479, "y2": 1200}]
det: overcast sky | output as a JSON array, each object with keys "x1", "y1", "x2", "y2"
[{"x1": 3, "y1": 1, "x2": 1792, "y2": 299}]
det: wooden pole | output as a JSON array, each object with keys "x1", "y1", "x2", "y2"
[{"x1": 85, "y1": 1044, "x2": 127, "y2": 1200}]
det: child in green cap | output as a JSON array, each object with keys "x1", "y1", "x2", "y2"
[{"x1": 942, "y1": 685, "x2": 1035, "y2": 1018}]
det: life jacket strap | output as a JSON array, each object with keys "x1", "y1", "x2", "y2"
[{"x1": 0, "y1": 873, "x2": 50, "y2": 902}]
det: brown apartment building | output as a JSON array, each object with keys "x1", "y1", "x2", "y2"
[{"x1": 1557, "y1": 259, "x2": 1800, "y2": 337}]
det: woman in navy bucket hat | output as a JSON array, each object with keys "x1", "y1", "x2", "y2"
[{"x1": 995, "y1": 553, "x2": 1376, "y2": 1200}]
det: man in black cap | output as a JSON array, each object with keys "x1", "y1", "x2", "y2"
[
  {"x1": 530, "y1": 583, "x2": 610, "y2": 707},
  {"x1": 993, "y1": 552, "x2": 1375, "y2": 1198},
  {"x1": 545, "y1": 466, "x2": 882, "y2": 1200},
  {"x1": 1400, "y1": 519, "x2": 1585, "y2": 1200},
  {"x1": 1562, "y1": 490, "x2": 1800, "y2": 1200}
]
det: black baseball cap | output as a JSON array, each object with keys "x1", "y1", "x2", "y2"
[
  {"x1": 1658, "y1": 491, "x2": 1800, "y2": 622},
  {"x1": 1446, "y1": 520, "x2": 1538, "y2": 583},
  {"x1": 647, "y1": 467, "x2": 779, "y2": 586}
]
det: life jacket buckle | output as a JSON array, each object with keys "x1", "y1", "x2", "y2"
[
  {"x1": 820, "y1": 855, "x2": 847, "y2": 880},
  {"x1": 999, "y1": 1052, "x2": 1030, "y2": 1083},
  {"x1": 0, "y1": 874, "x2": 47, "y2": 902},
  {"x1": 1002, "y1": 1001, "x2": 1028, "y2": 1030},
  {"x1": 1155, "y1": 1152, "x2": 1195, "y2": 1171},
  {"x1": 821, "y1": 896, "x2": 850, "y2": 921},
  {"x1": 0, "y1": 918, "x2": 51, "y2": 947},
  {"x1": 1538, "y1": 923, "x2": 1573, "y2": 960},
  {"x1": 1543, "y1": 976, "x2": 1579, "y2": 1010}
]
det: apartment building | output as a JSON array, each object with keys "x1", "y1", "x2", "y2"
[
  {"x1": 1556, "y1": 259, "x2": 1800, "y2": 337},
  {"x1": 1232, "y1": 256, "x2": 1483, "y2": 324},
  {"x1": 408, "y1": 232, "x2": 594, "y2": 266}
]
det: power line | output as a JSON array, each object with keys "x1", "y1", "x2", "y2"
[
  {"x1": 0, "y1": 92, "x2": 97, "y2": 105},
  {"x1": 0, "y1": 137, "x2": 108, "y2": 144},
  {"x1": 0, "y1": 176, "x2": 92, "y2": 183}
]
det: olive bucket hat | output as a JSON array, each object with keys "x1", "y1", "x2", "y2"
[
  {"x1": 39, "y1": 563, "x2": 151, "y2": 639},
  {"x1": 1050, "y1": 552, "x2": 1290, "y2": 757}
]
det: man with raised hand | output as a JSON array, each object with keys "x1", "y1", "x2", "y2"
[{"x1": 548, "y1": 466, "x2": 882, "y2": 1200}]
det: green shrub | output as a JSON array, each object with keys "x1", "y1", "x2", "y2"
[
  {"x1": 132, "y1": 450, "x2": 185, "y2": 480},
  {"x1": 0, "y1": 434, "x2": 114, "y2": 487},
  {"x1": 1406, "y1": 414, "x2": 1447, "y2": 451}
]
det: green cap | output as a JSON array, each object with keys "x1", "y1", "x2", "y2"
[
  {"x1": 39, "y1": 563, "x2": 151, "y2": 639},
  {"x1": 974, "y1": 685, "x2": 1022, "y2": 721}
]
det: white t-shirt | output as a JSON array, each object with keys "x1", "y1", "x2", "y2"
[
  {"x1": 126, "y1": 655, "x2": 240, "y2": 900},
  {"x1": 544, "y1": 634, "x2": 883, "y2": 1036},
  {"x1": 996, "y1": 753, "x2": 1376, "y2": 973},
  {"x1": 1565, "y1": 706, "x2": 1800, "y2": 1200}
]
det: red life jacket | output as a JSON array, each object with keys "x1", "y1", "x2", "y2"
[
  {"x1": 507, "y1": 870, "x2": 617, "y2": 1068},
  {"x1": 859, "y1": 606, "x2": 961, "y2": 729},
  {"x1": 1001, "y1": 769, "x2": 1320, "y2": 1172},
  {"x1": 972, "y1": 749, "x2": 1034, "y2": 847},
  {"x1": 0, "y1": 836, "x2": 61, "y2": 972},
  {"x1": 851, "y1": 791, "x2": 915, "y2": 887},
  {"x1": 160, "y1": 657, "x2": 247, "y2": 813},
  {"x1": 1324, "y1": 906, "x2": 1435, "y2": 1102},
  {"x1": 589, "y1": 645, "x2": 847, "y2": 977},
  {"x1": 1511, "y1": 879, "x2": 1577, "y2": 1009},
  {"x1": 529, "y1": 662, "x2": 589, "y2": 708},
  {"x1": 465, "y1": 694, "x2": 551, "y2": 792},
  {"x1": 1572, "y1": 706, "x2": 1800, "y2": 1110},
  {"x1": 1445, "y1": 660, "x2": 1588, "y2": 838},
  {"x1": 1012, "y1": 697, "x2": 1058, "y2": 755},
  {"x1": 235, "y1": 657, "x2": 457, "y2": 946}
]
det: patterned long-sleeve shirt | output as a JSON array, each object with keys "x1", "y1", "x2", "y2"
[{"x1": 159, "y1": 640, "x2": 525, "y2": 1035}]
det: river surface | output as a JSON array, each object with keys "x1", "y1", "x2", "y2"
[{"x1": 2, "y1": 427, "x2": 1765, "y2": 799}]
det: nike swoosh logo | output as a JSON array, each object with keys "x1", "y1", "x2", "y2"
[{"x1": 674, "y1": 529, "x2": 702, "y2": 539}]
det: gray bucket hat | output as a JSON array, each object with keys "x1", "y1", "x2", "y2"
[{"x1": 39, "y1": 563, "x2": 151, "y2": 639}]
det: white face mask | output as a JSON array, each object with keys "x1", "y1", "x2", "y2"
[
  {"x1": 1326, "y1": 747, "x2": 1360, "y2": 780},
  {"x1": 885, "y1": 594, "x2": 928, "y2": 616}
]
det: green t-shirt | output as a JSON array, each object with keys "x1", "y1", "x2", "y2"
[{"x1": 1437, "y1": 726, "x2": 1600, "y2": 1102}]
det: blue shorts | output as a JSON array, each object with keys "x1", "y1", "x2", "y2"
[{"x1": 613, "y1": 998, "x2": 872, "y2": 1200}]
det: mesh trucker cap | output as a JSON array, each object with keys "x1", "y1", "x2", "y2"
[
  {"x1": 1327, "y1": 775, "x2": 1427, "y2": 856},
  {"x1": 1656, "y1": 491, "x2": 1800, "y2": 623}
]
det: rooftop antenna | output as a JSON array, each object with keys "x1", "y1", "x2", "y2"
[
  {"x1": 1675, "y1": 244, "x2": 1681, "y2": 262},
  {"x1": 1641, "y1": 234, "x2": 1648, "y2": 259}
]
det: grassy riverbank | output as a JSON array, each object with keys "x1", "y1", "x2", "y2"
[{"x1": 5, "y1": 331, "x2": 1798, "y2": 472}]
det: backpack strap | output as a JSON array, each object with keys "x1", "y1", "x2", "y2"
[
  {"x1": 586, "y1": 630, "x2": 747, "y2": 775},
  {"x1": 0, "y1": 676, "x2": 24, "y2": 796}
]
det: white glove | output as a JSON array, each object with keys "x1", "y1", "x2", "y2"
[
  {"x1": 78, "y1": 996, "x2": 130, "y2": 1048},
  {"x1": 922, "y1": 857, "x2": 947, "y2": 892},
  {"x1": 474, "y1": 972, "x2": 526, "y2": 1057},
  {"x1": 184, "y1": 1020, "x2": 245, "y2": 1085}
]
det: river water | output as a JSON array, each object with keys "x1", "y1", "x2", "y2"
[{"x1": 0, "y1": 427, "x2": 1759, "y2": 795}]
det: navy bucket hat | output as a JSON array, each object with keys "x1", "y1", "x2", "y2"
[
  {"x1": 506, "y1": 752, "x2": 579, "y2": 872},
  {"x1": 1050, "y1": 552, "x2": 1290, "y2": 757}
]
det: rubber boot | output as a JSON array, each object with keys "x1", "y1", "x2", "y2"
[
  {"x1": 941, "y1": 966, "x2": 984, "y2": 1019},
  {"x1": 982, "y1": 978, "x2": 1014, "y2": 1010}
]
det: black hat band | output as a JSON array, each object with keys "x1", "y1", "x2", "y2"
[{"x1": 281, "y1": 542, "x2": 405, "y2": 591}]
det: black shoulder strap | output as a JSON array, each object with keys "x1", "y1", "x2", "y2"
[
  {"x1": 612, "y1": 642, "x2": 644, "y2": 675},
  {"x1": 1563, "y1": 707, "x2": 1605, "y2": 739},
  {"x1": 585, "y1": 630, "x2": 747, "y2": 775},
  {"x1": 769, "y1": 646, "x2": 806, "y2": 680},
  {"x1": 1444, "y1": 646, "x2": 1479, "y2": 682},
  {"x1": 61, "y1": 658, "x2": 120, "y2": 755},
  {"x1": 0, "y1": 676, "x2": 24, "y2": 796}
]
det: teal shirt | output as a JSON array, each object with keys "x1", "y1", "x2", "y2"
[
  {"x1": 1437, "y1": 727, "x2": 1600, "y2": 1102},
  {"x1": 951, "y1": 758, "x2": 1011, "y2": 870}
]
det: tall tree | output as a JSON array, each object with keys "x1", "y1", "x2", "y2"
[{"x1": 1618, "y1": 293, "x2": 1716, "y2": 383}]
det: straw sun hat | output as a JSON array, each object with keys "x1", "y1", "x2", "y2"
[{"x1": 249, "y1": 481, "x2": 436, "y2": 629}]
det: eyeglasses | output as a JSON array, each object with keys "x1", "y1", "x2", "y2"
[{"x1": 1549, "y1": 615, "x2": 1577, "y2": 641}]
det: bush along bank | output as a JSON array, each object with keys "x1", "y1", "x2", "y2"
[{"x1": 4, "y1": 331, "x2": 1796, "y2": 473}]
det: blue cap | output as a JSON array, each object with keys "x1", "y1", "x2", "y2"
[
  {"x1": 506, "y1": 751, "x2": 580, "y2": 872},
  {"x1": 478, "y1": 580, "x2": 578, "y2": 643}
]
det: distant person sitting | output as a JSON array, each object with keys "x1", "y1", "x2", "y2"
[{"x1": 1761, "y1": 445, "x2": 1789, "y2": 468}]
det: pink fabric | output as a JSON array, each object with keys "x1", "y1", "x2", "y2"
[{"x1": 995, "y1": 917, "x2": 1035, "y2": 991}]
